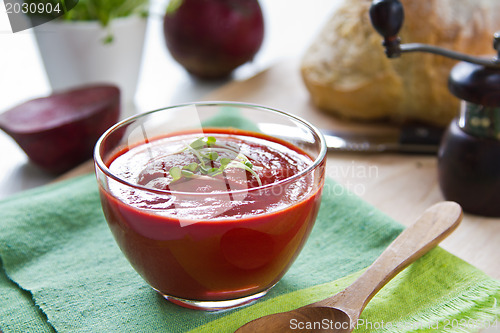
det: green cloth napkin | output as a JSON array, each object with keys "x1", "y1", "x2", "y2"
[{"x1": 0, "y1": 174, "x2": 499, "y2": 332}]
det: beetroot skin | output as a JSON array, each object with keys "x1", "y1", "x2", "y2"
[
  {"x1": 163, "y1": 0, "x2": 265, "y2": 79},
  {"x1": 0, "y1": 85, "x2": 120, "y2": 174}
]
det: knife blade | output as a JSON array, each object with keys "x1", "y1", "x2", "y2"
[{"x1": 321, "y1": 125, "x2": 444, "y2": 154}]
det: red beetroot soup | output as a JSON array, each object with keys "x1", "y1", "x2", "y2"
[{"x1": 97, "y1": 127, "x2": 325, "y2": 309}]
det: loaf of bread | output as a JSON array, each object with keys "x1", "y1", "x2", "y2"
[{"x1": 301, "y1": 0, "x2": 497, "y2": 126}]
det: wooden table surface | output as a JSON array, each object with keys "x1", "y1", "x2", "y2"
[{"x1": 68, "y1": 60, "x2": 500, "y2": 280}]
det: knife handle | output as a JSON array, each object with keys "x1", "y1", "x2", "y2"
[{"x1": 399, "y1": 125, "x2": 445, "y2": 146}]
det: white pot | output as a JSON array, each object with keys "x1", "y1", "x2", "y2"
[{"x1": 34, "y1": 15, "x2": 147, "y2": 104}]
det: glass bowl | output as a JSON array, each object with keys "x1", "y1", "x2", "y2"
[{"x1": 94, "y1": 102, "x2": 327, "y2": 310}]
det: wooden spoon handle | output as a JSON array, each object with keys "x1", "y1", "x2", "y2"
[{"x1": 317, "y1": 201, "x2": 463, "y2": 319}]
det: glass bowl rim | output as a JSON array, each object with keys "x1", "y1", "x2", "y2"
[{"x1": 94, "y1": 101, "x2": 327, "y2": 197}]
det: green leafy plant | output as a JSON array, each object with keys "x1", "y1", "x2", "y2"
[
  {"x1": 26, "y1": 0, "x2": 149, "y2": 43},
  {"x1": 26, "y1": 0, "x2": 148, "y2": 25},
  {"x1": 61, "y1": 0, "x2": 149, "y2": 27}
]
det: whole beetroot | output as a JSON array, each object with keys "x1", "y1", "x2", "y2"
[{"x1": 163, "y1": 0, "x2": 265, "y2": 79}]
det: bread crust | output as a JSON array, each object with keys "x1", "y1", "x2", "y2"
[{"x1": 301, "y1": 0, "x2": 495, "y2": 126}]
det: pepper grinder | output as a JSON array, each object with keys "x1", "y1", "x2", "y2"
[{"x1": 369, "y1": 0, "x2": 500, "y2": 217}]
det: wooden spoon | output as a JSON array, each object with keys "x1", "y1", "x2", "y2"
[{"x1": 236, "y1": 201, "x2": 463, "y2": 332}]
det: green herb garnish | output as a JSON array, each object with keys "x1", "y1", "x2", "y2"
[
  {"x1": 169, "y1": 166, "x2": 182, "y2": 182},
  {"x1": 168, "y1": 136, "x2": 262, "y2": 186}
]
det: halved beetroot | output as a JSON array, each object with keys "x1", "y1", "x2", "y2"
[{"x1": 0, "y1": 85, "x2": 120, "y2": 174}]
